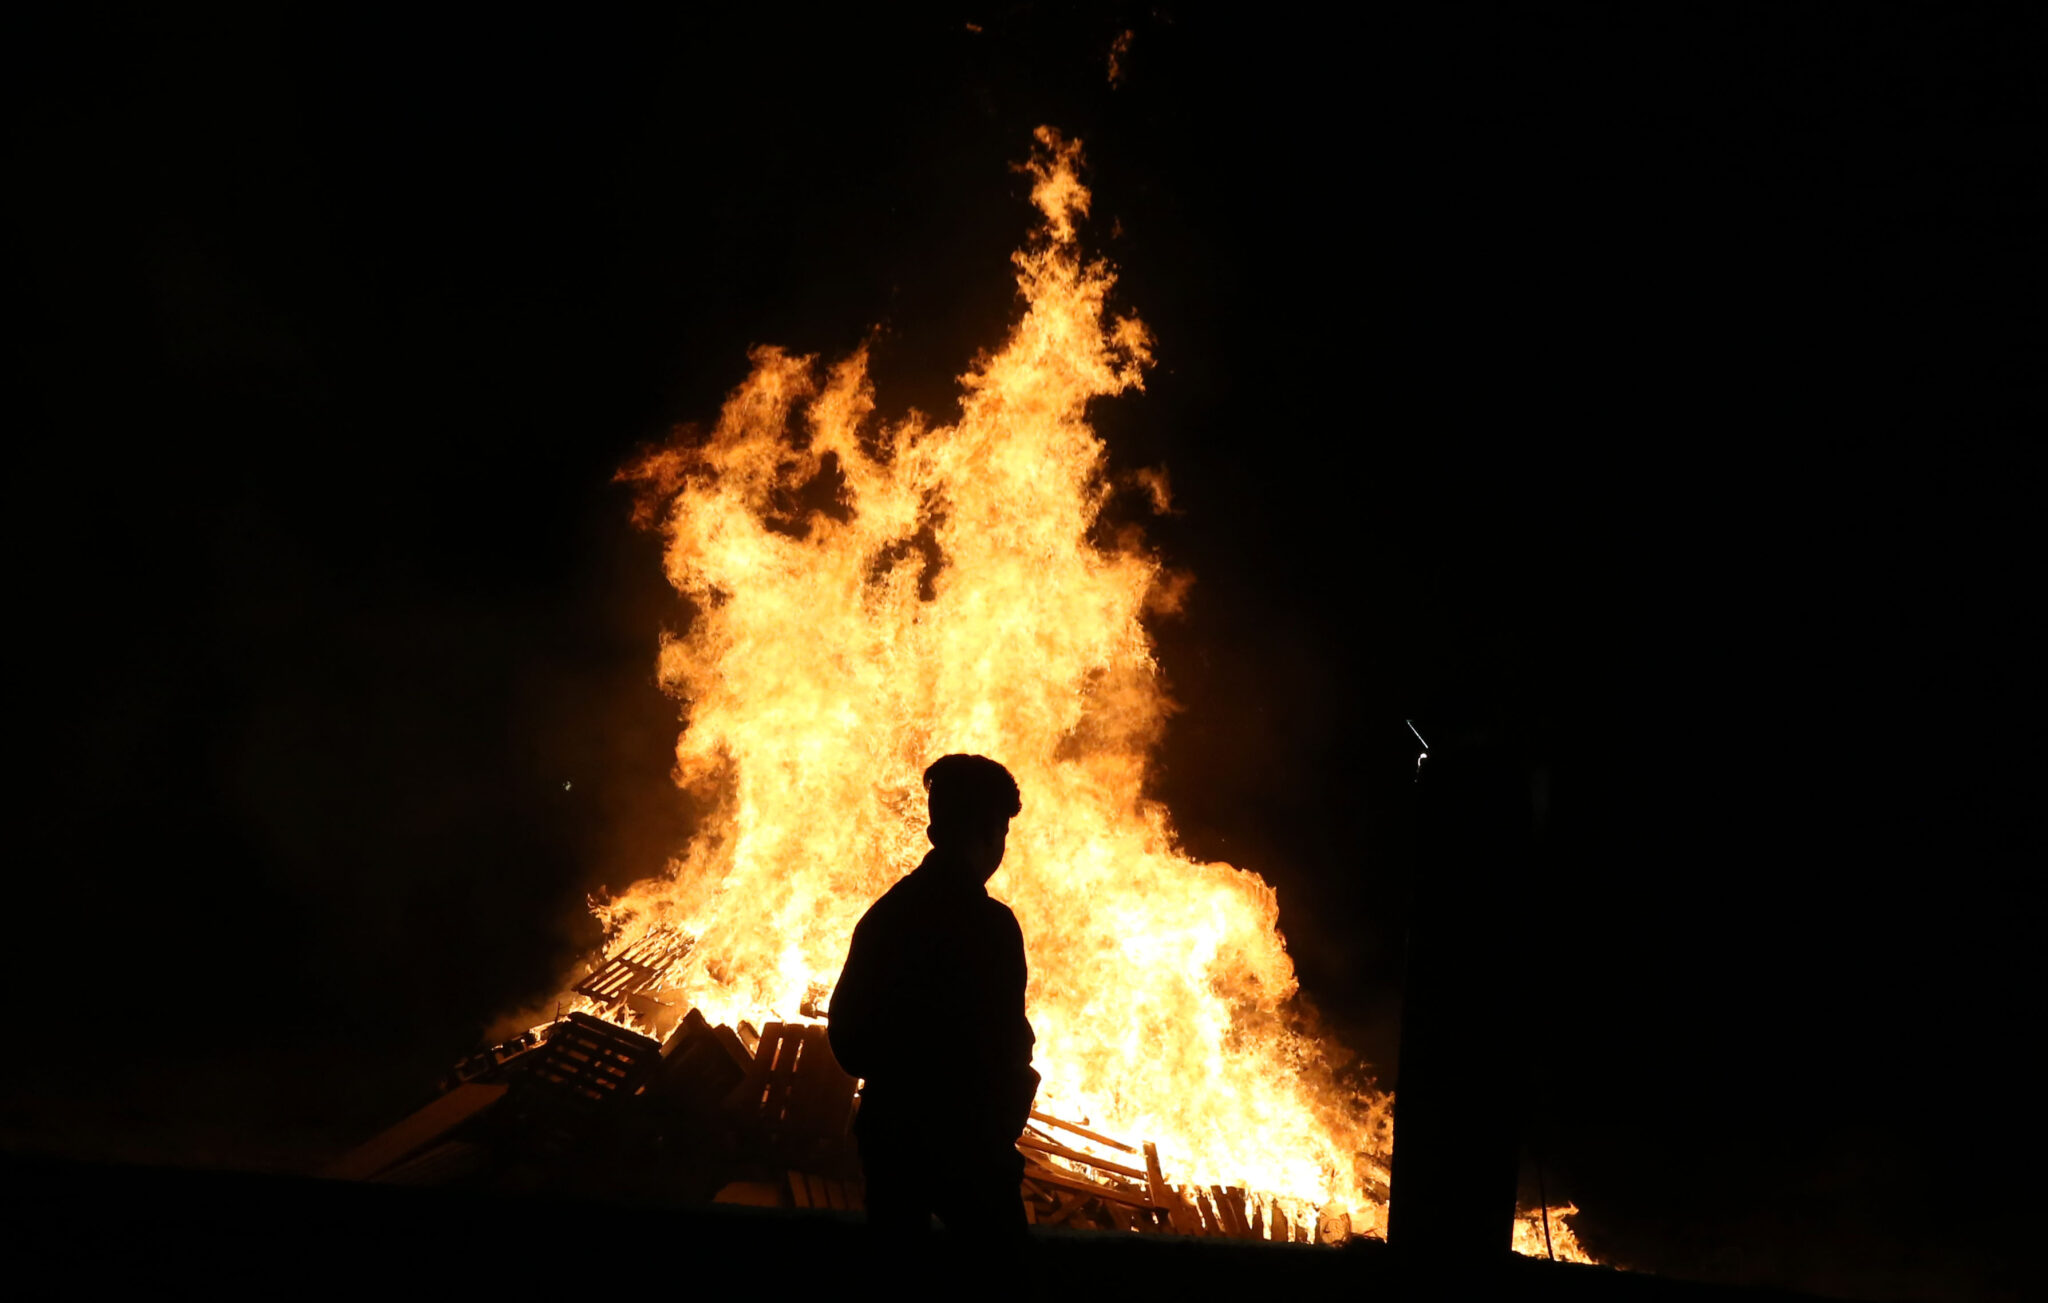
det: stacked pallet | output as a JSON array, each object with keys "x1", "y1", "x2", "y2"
[
  {"x1": 321, "y1": 1006, "x2": 858, "y2": 1204},
  {"x1": 323, "y1": 936, "x2": 1339, "y2": 1241},
  {"x1": 1015, "y1": 1110, "x2": 1326, "y2": 1241}
]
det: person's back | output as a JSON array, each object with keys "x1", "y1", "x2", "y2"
[{"x1": 828, "y1": 754, "x2": 1038, "y2": 1238}]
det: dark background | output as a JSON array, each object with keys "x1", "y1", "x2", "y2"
[{"x1": 14, "y1": 6, "x2": 2040, "y2": 1300}]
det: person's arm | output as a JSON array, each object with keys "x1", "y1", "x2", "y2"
[
  {"x1": 825, "y1": 916, "x2": 877, "y2": 1081},
  {"x1": 993, "y1": 905, "x2": 1040, "y2": 1128}
]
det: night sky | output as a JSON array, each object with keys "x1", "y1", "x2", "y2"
[{"x1": 16, "y1": 7, "x2": 2040, "y2": 1300}]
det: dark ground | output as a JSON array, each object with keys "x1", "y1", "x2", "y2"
[
  {"x1": 2, "y1": 1149, "x2": 1817, "y2": 1302},
  {"x1": 12, "y1": 7, "x2": 2040, "y2": 1301}
]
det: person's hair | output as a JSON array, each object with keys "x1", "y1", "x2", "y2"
[{"x1": 923, "y1": 754, "x2": 1021, "y2": 830}]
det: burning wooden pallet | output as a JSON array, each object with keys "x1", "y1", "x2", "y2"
[
  {"x1": 1019, "y1": 1110, "x2": 1176, "y2": 1231},
  {"x1": 574, "y1": 932, "x2": 691, "y2": 1009},
  {"x1": 325, "y1": 932, "x2": 1334, "y2": 1241},
  {"x1": 322, "y1": 1004, "x2": 855, "y2": 1199},
  {"x1": 1013, "y1": 1110, "x2": 1320, "y2": 1240}
]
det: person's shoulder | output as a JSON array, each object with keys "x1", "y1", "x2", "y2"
[
  {"x1": 873, "y1": 870, "x2": 919, "y2": 902},
  {"x1": 979, "y1": 894, "x2": 1024, "y2": 934},
  {"x1": 853, "y1": 872, "x2": 919, "y2": 929}
]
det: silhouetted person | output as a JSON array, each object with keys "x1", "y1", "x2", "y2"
[{"x1": 828, "y1": 754, "x2": 1038, "y2": 1240}]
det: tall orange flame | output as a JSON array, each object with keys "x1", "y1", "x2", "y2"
[{"x1": 597, "y1": 127, "x2": 1581, "y2": 1254}]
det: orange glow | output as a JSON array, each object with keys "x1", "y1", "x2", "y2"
[
  {"x1": 1514, "y1": 1203, "x2": 1592, "y2": 1262},
  {"x1": 586, "y1": 126, "x2": 1589, "y2": 1258}
]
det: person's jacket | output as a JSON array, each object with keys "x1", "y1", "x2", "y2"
[{"x1": 828, "y1": 849, "x2": 1038, "y2": 1139}]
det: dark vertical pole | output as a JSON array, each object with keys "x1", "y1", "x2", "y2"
[{"x1": 1386, "y1": 727, "x2": 1534, "y2": 1261}]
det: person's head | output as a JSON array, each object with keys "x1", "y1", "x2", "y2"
[{"x1": 922, "y1": 753, "x2": 1021, "y2": 883}]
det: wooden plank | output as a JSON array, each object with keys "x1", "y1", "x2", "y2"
[
  {"x1": 728, "y1": 1022, "x2": 797, "y2": 1119},
  {"x1": 787, "y1": 1170, "x2": 813, "y2": 1209},
  {"x1": 442, "y1": 1029, "x2": 544, "y2": 1089},
  {"x1": 712, "y1": 1022, "x2": 752, "y2": 1069},
  {"x1": 1021, "y1": 1177, "x2": 1081, "y2": 1231},
  {"x1": 1040, "y1": 1191, "x2": 1085, "y2": 1227},
  {"x1": 1019, "y1": 1147, "x2": 1155, "y2": 1212},
  {"x1": 522, "y1": 1014, "x2": 660, "y2": 1109},
  {"x1": 655, "y1": 1018, "x2": 748, "y2": 1112},
  {"x1": 1018, "y1": 1163, "x2": 1160, "y2": 1209},
  {"x1": 1317, "y1": 1205, "x2": 1352, "y2": 1244},
  {"x1": 1210, "y1": 1185, "x2": 1239, "y2": 1236},
  {"x1": 1016, "y1": 1134, "x2": 1150, "y2": 1182},
  {"x1": 1028, "y1": 1109, "x2": 1138, "y2": 1154},
  {"x1": 1143, "y1": 1142, "x2": 1203, "y2": 1235},
  {"x1": 1103, "y1": 1173, "x2": 1157, "y2": 1207},
  {"x1": 660, "y1": 1007, "x2": 709, "y2": 1059},
  {"x1": 1210, "y1": 1190, "x2": 1235, "y2": 1237},
  {"x1": 1214, "y1": 1185, "x2": 1259, "y2": 1239},
  {"x1": 495, "y1": 1014, "x2": 661, "y2": 1163},
  {"x1": 1270, "y1": 1199, "x2": 1291, "y2": 1243},
  {"x1": 1231, "y1": 1187, "x2": 1254, "y2": 1238},
  {"x1": 783, "y1": 1025, "x2": 857, "y2": 1139},
  {"x1": 574, "y1": 933, "x2": 686, "y2": 1007},
  {"x1": 323, "y1": 1083, "x2": 506, "y2": 1181}
]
